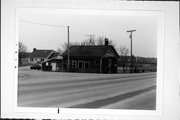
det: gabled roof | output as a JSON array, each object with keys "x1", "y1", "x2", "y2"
[
  {"x1": 47, "y1": 52, "x2": 60, "y2": 59},
  {"x1": 42, "y1": 55, "x2": 63, "y2": 63},
  {"x1": 62, "y1": 45, "x2": 119, "y2": 58},
  {"x1": 30, "y1": 49, "x2": 54, "y2": 58}
]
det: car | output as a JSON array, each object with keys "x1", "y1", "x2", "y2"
[{"x1": 30, "y1": 64, "x2": 41, "y2": 70}]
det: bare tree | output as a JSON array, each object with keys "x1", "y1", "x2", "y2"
[
  {"x1": 56, "y1": 47, "x2": 63, "y2": 54},
  {"x1": 81, "y1": 38, "x2": 95, "y2": 46},
  {"x1": 84, "y1": 35, "x2": 96, "y2": 45},
  {"x1": 61, "y1": 42, "x2": 72, "y2": 52},
  {"x1": 81, "y1": 40, "x2": 90, "y2": 45},
  {"x1": 109, "y1": 39, "x2": 116, "y2": 48},
  {"x1": 89, "y1": 39, "x2": 95, "y2": 45},
  {"x1": 96, "y1": 36, "x2": 105, "y2": 45},
  {"x1": 97, "y1": 36, "x2": 116, "y2": 46},
  {"x1": 18, "y1": 41, "x2": 28, "y2": 66},
  {"x1": 60, "y1": 41, "x2": 81, "y2": 52},
  {"x1": 118, "y1": 46, "x2": 129, "y2": 73}
]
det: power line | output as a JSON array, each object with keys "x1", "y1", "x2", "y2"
[{"x1": 20, "y1": 20, "x2": 67, "y2": 28}]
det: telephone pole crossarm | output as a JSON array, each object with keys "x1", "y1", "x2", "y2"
[{"x1": 127, "y1": 30, "x2": 136, "y2": 33}]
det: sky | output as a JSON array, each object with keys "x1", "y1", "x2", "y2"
[{"x1": 19, "y1": 11, "x2": 157, "y2": 58}]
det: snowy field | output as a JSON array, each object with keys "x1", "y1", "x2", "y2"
[{"x1": 18, "y1": 66, "x2": 156, "y2": 110}]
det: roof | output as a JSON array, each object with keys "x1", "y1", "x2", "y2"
[
  {"x1": 42, "y1": 55, "x2": 63, "y2": 63},
  {"x1": 48, "y1": 52, "x2": 60, "y2": 59},
  {"x1": 62, "y1": 45, "x2": 119, "y2": 58},
  {"x1": 30, "y1": 49, "x2": 54, "y2": 58}
]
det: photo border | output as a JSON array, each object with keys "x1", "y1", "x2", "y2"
[{"x1": 1, "y1": 1, "x2": 179, "y2": 119}]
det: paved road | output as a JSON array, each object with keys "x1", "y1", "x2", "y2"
[{"x1": 18, "y1": 66, "x2": 156, "y2": 110}]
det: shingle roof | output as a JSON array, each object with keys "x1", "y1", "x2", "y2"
[
  {"x1": 62, "y1": 45, "x2": 119, "y2": 58},
  {"x1": 30, "y1": 49, "x2": 54, "y2": 58}
]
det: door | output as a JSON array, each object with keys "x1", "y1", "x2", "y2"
[
  {"x1": 102, "y1": 58, "x2": 109, "y2": 73},
  {"x1": 51, "y1": 63, "x2": 56, "y2": 71},
  {"x1": 108, "y1": 58, "x2": 112, "y2": 73}
]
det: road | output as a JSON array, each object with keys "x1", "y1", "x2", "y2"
[{"x1": 18, "y1": 66, "x2": 156, "y2": 110}]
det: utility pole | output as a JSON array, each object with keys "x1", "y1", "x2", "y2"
[
  {"x1": 85, "y1": 34, "x2": 95, "y2": 45},
  {"x1": 127, "y1": 29, "x2": 136, "y2": 73},
  {"x1": 67, "y1": 26, "x2": 70, "y2": 71}
]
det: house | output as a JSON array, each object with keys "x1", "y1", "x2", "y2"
[
  {"x1": 62, "y1": 39, "x2": 119, "y2": 73},
  {"x1": 41, "y1": 52, "x2": 63, "y2": 72},
  {"x1": 29, "y1": 48, "x2": 54, "y2": 64}
]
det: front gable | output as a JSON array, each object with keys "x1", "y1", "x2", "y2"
[{"x1": 103, "y1": 48, "x2": 117, "y2": 58}]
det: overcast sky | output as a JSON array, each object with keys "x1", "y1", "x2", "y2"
[{"x1": 19, "y1": 12, "x2": 157, "y2": 58}]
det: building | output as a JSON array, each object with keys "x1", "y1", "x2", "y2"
[
  {"x1": 29, "y1": 48, "x2": 54, "y2": 64},
  {"x1": 62, "y1": 39, "x2": 119, "y2": 73},
  {"x1": 41, "y1": 52, "x2": 63, "y2": 72}
]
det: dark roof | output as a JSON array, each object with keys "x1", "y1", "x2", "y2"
[
  {"x1": 62, "y1": 45, "x2": 119, "y2": 58},
  {"x1": 30, "y1": 49, "x2": 54, "y2": 58}
]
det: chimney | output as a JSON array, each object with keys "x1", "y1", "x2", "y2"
[
  {"x1": 105, "y1": 38, "x2": 109, "y2": 46},
  {"x1": 33, "y1": 48, "x2": 36, "y2": 51}
]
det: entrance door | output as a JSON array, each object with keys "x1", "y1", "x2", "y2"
[
  {"x1": 51, "y1": 63, "x2": 56, "y2": 71},
  {"x1": 102, "y1": 58, "x2": 110, "y2": 73},
  {"x1": 108, "y1": 58, "x2": 112, "y2": 73}
]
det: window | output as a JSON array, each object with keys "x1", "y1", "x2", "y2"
[
  {"x1": 78, "y1": 60, "x2": 83, "y2": 69},
  {"x1": 72, "y1": 60, "x2": 77, "y2": 68},
  {"x1": 84, "y1": 61, "x2": 89, "y2": 69}
]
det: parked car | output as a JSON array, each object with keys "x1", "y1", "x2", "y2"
[{"x1": 30, "y1": 64, "x2": 41, "y2": 70}]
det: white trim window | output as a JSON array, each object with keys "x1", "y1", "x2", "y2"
[
  {"x1": 78, "y1": 60, "x2": 83, "y2": 69},
  {"x1": 72, "y1": 60, "x2": 77, "y2": 68},
  {"x1": 84, "y1": 61, "x2": 89, "y2": 69}
]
